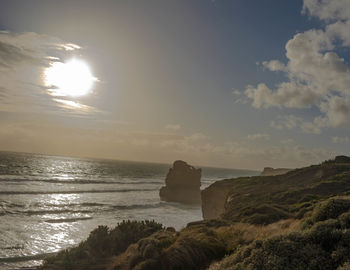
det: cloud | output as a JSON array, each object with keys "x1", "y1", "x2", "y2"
[
  {"x1": 245, "y1": 82, "x2": 320, "y2": 109},
  {"x1": 0, "y1": 40, "x2": 37, "y2": 68},
  {"x1": 0, "y1": 31, "x2": 80, "y2": 69},
  {"x1": 332, "y1": 136, "x2": 349, "y2": 143},
  {"x1": 262, "y1": 60, "x2": 286, "y2": 72},
  {"x1": 165, "y1": 124, "x2": 181, "y2": 131},
  {"x1": 242, "y1": 0, "x2": 350, "y2": 132},
  {"x1": 247, "y1": 133, "x2": 270, "y2": 140},
  {"x1": 270, "y1": 115, "x2": 302, "y2": 130},
  {"x1": 270, "y1": 114, "x2": 325, "y2": 134},
  {"x1": 0, "y1": 30, "x2": 96, "y2": 115},
  {"x1": 302, "y1": 0, "x2": 350, "y2": 21},
  {"x1": 321, "y1": 96, "x2": 350, "y2": 127}
]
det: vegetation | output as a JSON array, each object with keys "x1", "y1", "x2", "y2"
[
  {"x1": 40, "y1": 220, "x2": 163, "y2": 270},
  {"x1": 205, "y1": 159, "x2": 350, "y2": 225},
  {"x1": 212, "y1": 197, "x2": 350, "y2": 270}
]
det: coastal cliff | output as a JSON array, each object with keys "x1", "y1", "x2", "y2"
[
  {"x1": 202, "y1": 156, "x2": 350, "y2": 224},
  {"x1": 260, "y1": 167, "x2": 293, "y2": 176}
]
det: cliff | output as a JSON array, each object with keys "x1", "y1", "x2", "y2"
[
  {"x1": 260, "y1": 167, "x2": 293, "y2": 176},
  {"x1": 159, "y1": 160, "x2": 201, "y2": 204},
  {"x1": 201, "y1": 156, "x2": 350, "y2": 224}
]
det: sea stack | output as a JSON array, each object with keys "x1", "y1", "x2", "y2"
[{"x1": 159, "y1": 160, "x2": 201, "y2": 204}]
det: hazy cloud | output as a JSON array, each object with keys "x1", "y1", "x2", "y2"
[
  {"x1": 0, "y1": 41, "x2": 36, "y2": 68},
  {"x1": 332, "y1": 136, "x2": 349, "y2": 143},
  {"x1": 165, "y1": 124, "x2": 181, "y2": 131},
  {"x1": 247, "y1": 133, "x2": 270, "y2": 140},
  {"x1": 270, "y1": 115, "x2": 323, "y2": 134},
  {"x1": 302, "y1": 0, "x2": 350, "y2": 21},
  {"x1": 0, "y1": 30, "x2": 97, "y2": 115}
]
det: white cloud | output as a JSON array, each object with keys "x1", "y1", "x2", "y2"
[
  {"x1": 247, "y1": 133, "x2": 270, "y2": 140},
  {"x1": 262, "y1": 60, "x2": 286, "y2": 72},
  {"x1": 245, "y1": 82, "x2": 320, "y2": 109},
  {"x1": 322, "y1": 96, "x2": 350, "y2": 128},
  {"x1": 332, "y1": 136, "x2": 349, "y2": 143},
  {"x1": 232, "y1": 89, "x2": 241, "y2": 96},
  {"x1": 243, "y1": 1, "x2": 350, "y2": 133}
]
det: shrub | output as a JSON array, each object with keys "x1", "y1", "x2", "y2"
[
  {"x1": 312, "y1": 198, "x2": 350, "y2": 223},
  {"x1": 40, "y1": 220, "x2": 163, "y2": 270},
  {"x1": 161, "y1": 227, "x2": 226, "y2": 270}
]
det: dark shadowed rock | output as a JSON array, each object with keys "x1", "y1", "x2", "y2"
[
  {"x1": 159, "y1": 160, "x2": 201, "y2": 204},
  {"x1": 334, "y1": 155, "x2": 350, "y2": 163}
]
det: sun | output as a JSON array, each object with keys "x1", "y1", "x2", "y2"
[{"x1": 45, "y1": 59, "x2": 96, "y2": 97}]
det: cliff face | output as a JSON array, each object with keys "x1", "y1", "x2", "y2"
[
  {"x1": 202, "y1": 156, "x2": 350, "y2": 224},
  {"x1": 159, "y1": 160, "x2": 201, "y2": 204},
  {"x1": 260, "y1": 167, "x2": 293, "y2": 176},
  {"x1": 201, "y1": 178, "x2": 247, "y2": 220}
]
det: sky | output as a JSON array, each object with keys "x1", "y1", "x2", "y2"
[{"x1": 0, "y1": 0, "x2": 349, "y2": 170}]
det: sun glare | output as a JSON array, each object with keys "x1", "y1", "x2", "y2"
[{"x1": 45, "y1": 59, "x2": 96, "y2": 97}]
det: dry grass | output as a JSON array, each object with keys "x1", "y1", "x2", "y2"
[{"x1": 216, "y1": 218, "x2": 300, "y2": 245}]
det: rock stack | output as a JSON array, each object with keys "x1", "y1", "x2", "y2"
[{"x1": 159, "y1": 160, "x2": 201, "y2": 204}]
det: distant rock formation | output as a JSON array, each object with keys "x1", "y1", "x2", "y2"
[
  {"x1": 159, "y1": 160, "x2": 201, "y2": 204},
  {"x1": 334, "y1": 155, "x2": 350, "y2": 163},
  {"x1": 260, "y1": 167, "x2": 293, "y2": 176}
]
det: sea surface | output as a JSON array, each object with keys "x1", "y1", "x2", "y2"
[{"x1": 0, "y1": 151, "x2": 258, "y2": 269}]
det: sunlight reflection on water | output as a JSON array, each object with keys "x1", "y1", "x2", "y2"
[{"x1": 47, "y1": 193, "x2": 80, "y2": 205}]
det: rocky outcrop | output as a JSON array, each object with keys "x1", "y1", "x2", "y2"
[
  {"x1": 159, "y1": 160, "x2": 201, "y2": 204},
  {"x1": 260, "y1": 167, "x2": 293, "y2": 176}
]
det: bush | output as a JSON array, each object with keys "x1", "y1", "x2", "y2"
[
  {"x1": 40, "y1": 220, "x2": 163, "y2": 270},
  {"x1": 161, "y1": 227, "x2": 226, "y2": 270},
  {"x1": 241, "y1": 204, "x2": 291, "y2": 225},
  {"x1": 312, "y1": 198, "x2": 350, "y2": 223}
]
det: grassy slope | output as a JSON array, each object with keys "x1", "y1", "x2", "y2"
[{"x1": 204, "y1": 160, "x2": 350, "y2": 224}]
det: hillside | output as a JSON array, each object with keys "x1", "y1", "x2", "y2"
[{"x1": 202, "y1": 156, "x2": 350, "y2": 224}]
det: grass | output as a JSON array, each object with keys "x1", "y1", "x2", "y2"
[{"x1": 203, "y1": 159, "x2": 350, "y2": 225}]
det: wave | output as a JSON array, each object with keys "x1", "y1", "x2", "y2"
[
  {"x1": 0, "y1": 252, "x2": 56, "y2": 263},
  {"x1": 1, "y1": 209, "x2": 93, "y2": 216},
  {"x1": 0, "y1": 177, "x2": 162, "y2": 185},
  {"x1": 0, "y1": 188, "x2": 158, "y2": 195},
  {"x1": 44, "y1": 217, "x2": 93, "y2": 223},
  {"x1": 111, "y1": 202, "x2": 164, "y2": 210},
  {"x1": 1, "y1": 202, "x2": 166, "y2": 216}
]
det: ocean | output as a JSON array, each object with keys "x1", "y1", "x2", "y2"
[{"x1": 0, "y1": 151, "x2": 258, "y2": 269}]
